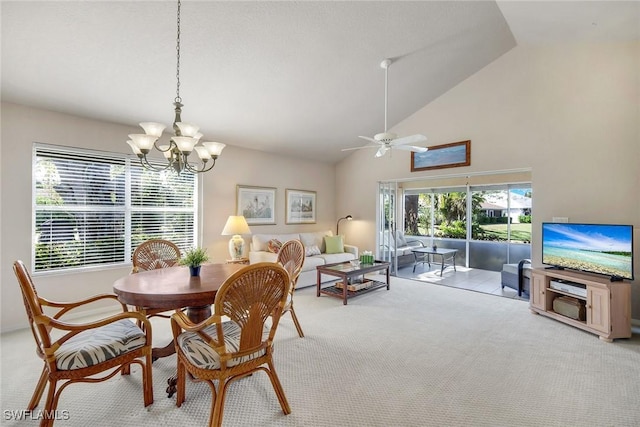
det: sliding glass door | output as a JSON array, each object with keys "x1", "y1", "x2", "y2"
[
  {"x1": 401, "y1": 183, "x2": 531, "y2": 271},
  {"x1": 378, "y1": 182, "x2": 398, "y2": 271}
]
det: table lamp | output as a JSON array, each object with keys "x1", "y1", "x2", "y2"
[{"x1": 221, "y1": 215, "x2": 251, "y2": 260}]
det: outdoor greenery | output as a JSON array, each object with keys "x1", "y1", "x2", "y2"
[
  {"x1": 34, "y1": 149, "x2": 195, "y2": 272},
  {"x1": 404, "y1": 189, "x2": 532, "y2": 243}
]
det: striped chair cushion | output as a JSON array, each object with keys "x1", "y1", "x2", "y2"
[
  {"x1": 177, "y1": 321, "x2": 268, "y2": 370},
  {"x1": 55, "y1": 319, "x2": 146, "y2": 371}
]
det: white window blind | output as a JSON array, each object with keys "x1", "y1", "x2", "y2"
[{"x1": 33, "y1": 144, "x2": 196, "y2": 272}]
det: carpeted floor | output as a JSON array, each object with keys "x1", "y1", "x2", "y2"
[{"x1": 2, "y1": 276, "x2": 640, "y2": 426}]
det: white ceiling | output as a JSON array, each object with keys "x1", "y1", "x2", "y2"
[{"x1": 2, "y1": 1, "x2": 639, "y2": 164}]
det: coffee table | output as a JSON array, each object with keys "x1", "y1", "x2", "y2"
[{"x1": 316, "y1": 260, "x2": 390, "y2": 305}]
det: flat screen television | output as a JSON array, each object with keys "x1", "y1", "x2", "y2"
[{"x1": 542, "y1": 223, "x2": 634, "y2": 281}]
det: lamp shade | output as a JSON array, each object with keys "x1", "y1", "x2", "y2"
[{"x1": 221, "y1": 216, "x2": 251, "y2": 236}]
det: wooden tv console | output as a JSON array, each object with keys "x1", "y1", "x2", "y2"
[{"x1": 530, "y1": 268, "x2": 631, "y2": 342}]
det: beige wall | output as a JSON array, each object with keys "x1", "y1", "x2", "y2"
[
  {"x1": 2, "y1": 41, "x2": 639, "y2": 330},
  {"x1": 336, "y1": 43, "x2": 640, "y2": 317},
  {"x1": 0, "y1": 103, "x2": 335, "y2": 331}
]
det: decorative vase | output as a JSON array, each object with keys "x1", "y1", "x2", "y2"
[
  {"x1": 189, "y1": 265, "x2": 201, "y2": 277},
  {"x1": 432, "y1": 245, "x2": 437, "y2": 251}
]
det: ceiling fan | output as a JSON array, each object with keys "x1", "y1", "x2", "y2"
[{"x1": 342, "y1": 58, "x2": 428, "y2": 158}]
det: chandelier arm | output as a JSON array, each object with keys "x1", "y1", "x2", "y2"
[
  {"x1": 184, "y1": 157, "x2": 217, "y2": 174},
  {"x1": 139, "y1": 155, "x2": 175, "y2": 172}
]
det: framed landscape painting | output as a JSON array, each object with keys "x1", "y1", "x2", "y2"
[
  {"x1": 285, "y1": 189, "x2": 316, "y2": 224},
  {"x1": 411, "y1": 140, "x2": 471, "y2": 172},
  {"x1": 236, "y1": 185, "x2": 276, "y2": 225}
]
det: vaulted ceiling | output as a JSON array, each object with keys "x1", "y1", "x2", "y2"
[{"x1": 2, "y1": 1, "x2": 638, "y2": 163}]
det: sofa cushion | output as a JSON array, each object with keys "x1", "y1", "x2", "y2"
[
  {"x1": 396, "y1": 230, "x2": 408, "y2": 247},
  {"x1": 301, "y1": 255, "x2": 326, "y2": 272},
  {"x1": 324, "y1": 235, "x2": 344, "y2": 254},
  {"x1": 252, "y1": 233, "x2": 300, "y2": 252},
  {"x1": 249, "y1": 251, "x2": 278, "y2": 264},
  {"x1": 316, "y1": 252, "x2": 356, "y2": 265},
  {"x1": 267, "y1": 239, "x2": 282, "y2": 253},
  {"x1": 300, "y1": 230, "x2": 332, "y2": 253}
]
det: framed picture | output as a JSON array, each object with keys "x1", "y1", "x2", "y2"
[
  {"x1": 236, "y1": 185, "x2": 276, "y2": 225},
  {"x1": 411, "y1": 140, "x2": 471, "y2": 172},
  {"x1": 285, "y1": 189, "x2": 316, "y2": 224}
]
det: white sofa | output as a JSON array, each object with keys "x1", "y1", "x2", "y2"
[{"x1": 248, "y1": 230, "x2": 358, "y2": 288}]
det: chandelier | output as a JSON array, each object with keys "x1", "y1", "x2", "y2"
[{"x1": 126, "y1": 0, "x2": 225, "y2": 174}]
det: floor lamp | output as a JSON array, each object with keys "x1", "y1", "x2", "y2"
[{"x1": 336, "y1": 215, "x2": 353, "y2": 235}]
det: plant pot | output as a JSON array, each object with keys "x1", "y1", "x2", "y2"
[{"x1": 189, "y1": 266, "x2": 201, "y2": 277}]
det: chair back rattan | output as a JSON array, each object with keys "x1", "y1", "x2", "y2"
[
  {"x1": 275, "y1": 239, "x2": 306, "y2": 337},
  {"x1": 132, "y1": 239, "x2": 181, "y2": 273},
  {"x1": 276, "y1": 239, "x2": 305, "y2": 290},
  {"x1": 214, "y1": 263, "x2": 290, "y2": 359}
]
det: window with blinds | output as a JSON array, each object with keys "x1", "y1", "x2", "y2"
[{"x1": 33, "y1": 144, "x2": 197, "y2": 272}]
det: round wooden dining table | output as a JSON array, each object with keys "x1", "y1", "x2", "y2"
[
  {"x1": 113, "y1": 263, "x2": 244, "y2": 358},
  {"x1": 113, "y1": 262, "x2": 245, "y2": 397}
]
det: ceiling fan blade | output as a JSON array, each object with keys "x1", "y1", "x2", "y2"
[
  {"x1": 375, "y1": 146, "x2": 388, "y2": 158},
  {"x1": 341, "y1": 145, "x2": 380, "y2": 152},
  {"x1": 394, "y1": 145, "x2": 429, "y2": 153},
  {"x1": 391, "y1": 134, "x2": 427, "y2": 146},
  {"x1": 358, "y1": 135, "x2": 378, "y2": 143}
]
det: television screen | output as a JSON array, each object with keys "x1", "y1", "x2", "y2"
[{"x1": 542, "y1": 223, "x2": 634, "y2": 280}]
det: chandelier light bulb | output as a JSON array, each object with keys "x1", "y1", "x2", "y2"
[
  {"x1": 129, "y1": 134, "x2": 158, "y2": 152},
  {"x1": 203, "y1": 142, "x2": 226, "y2": 157},
  {"x1": 126, "y1": 140, "x2": 142, "y2": 156},
  {"x1": 139, "y1": 122, "x2": 166, "y2": 137},
  {"x1": 172, "y1": 136, "x2": 197, "y2": 153},
  {"x1": 176, "y1": 122, "x2": 200, "y2": 137},
  {"x1": 194, "y1": 146, "x2": 212, "y2": 160}
]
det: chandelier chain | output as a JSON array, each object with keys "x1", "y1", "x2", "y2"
[{"x1": 175, "y1": 0, "x2": 182, "y2": 103}]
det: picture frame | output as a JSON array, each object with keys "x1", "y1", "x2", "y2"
[
  {"x1": 411, "y1": 140, "x2": 471, "y2": 172},
  {"x1": 236, "y1": 185, "x2": 276, "y2": 225},
  {"x1": 285, "y1": 189, "x2": 316, "y2": 224}
]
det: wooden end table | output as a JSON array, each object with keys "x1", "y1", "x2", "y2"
[{"x1": 316, "y1": 260, "x2": 390, "y2": 305}]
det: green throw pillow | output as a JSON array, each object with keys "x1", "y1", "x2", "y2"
[{"x1": 324, "y1": 235, "x2": 344, "y2": 254}]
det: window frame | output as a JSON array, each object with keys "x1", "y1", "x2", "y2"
[{"x1": 32, "y1": 143, "x2": 199, "y2": 275}]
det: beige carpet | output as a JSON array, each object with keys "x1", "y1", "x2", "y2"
[{"x1": 2, "y1": 276, "x2": 640, "y2": 426}]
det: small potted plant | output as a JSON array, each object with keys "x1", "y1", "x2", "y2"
[{"x1": 179, "y1": 247, "x2": 210, "y2": 277}]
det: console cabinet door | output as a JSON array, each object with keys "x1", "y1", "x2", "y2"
[
  {"x1": 586, "y1": 286, "x2": 610, "y2": 334},
  {"x1": 530, "y1": 272, "x2": 546, "y2": 310}
]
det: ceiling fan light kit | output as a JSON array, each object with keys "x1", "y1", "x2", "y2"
[{"x1": 342, "y1": 58, "x2": 428, "y2": 158}]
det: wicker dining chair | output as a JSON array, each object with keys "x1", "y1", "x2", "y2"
[
  {"x1": 275, "y1": 239, "x2": 306, "y2": 337},
  {"x1": 132, "y1": 238, "x2": 181, "y2": 273},
  {"x1": 131, "y1": 239, "x2": 182, "y2": 324},
  {"x1": 171, "y1": 262, "x2": 291, "y2": 427},
  {"x1": 13, "y1": 260, "x2": 153, "y2": 427}
]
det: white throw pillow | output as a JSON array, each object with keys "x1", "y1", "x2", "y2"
[{"x1": 305, "y1": 245, "x2": 321, "y2": 256}]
